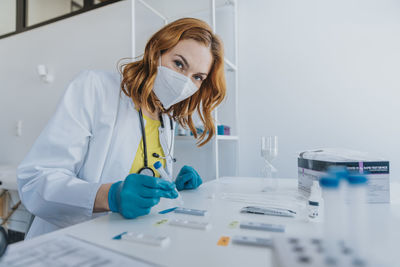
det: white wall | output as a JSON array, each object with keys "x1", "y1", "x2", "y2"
[
  {"x1": 0, "y1": 0, "x2": 132, "y2": 166},
  {"x1": 237, "y1": 0, "x2": 400, "y2": 180}
]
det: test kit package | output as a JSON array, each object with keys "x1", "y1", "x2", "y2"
[{"x1": 298, "y1": 148, "x2": 390, "y2": 203}]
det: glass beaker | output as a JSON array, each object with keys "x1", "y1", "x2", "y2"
[{"x1": 261, "y1": 136, "x2": 278, "y2": 191}]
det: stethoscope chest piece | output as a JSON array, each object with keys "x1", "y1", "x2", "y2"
[{"x1": 138, "y1": 167, "x2": 155, "y2": 177}]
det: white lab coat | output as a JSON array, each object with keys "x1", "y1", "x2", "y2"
[{"x1": 17, "y1": 70, "x2": 175, "y2": 239}]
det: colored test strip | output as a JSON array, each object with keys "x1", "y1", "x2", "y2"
[{"x1": 174, "y1": 207, "x2": 208, "y2": 216}]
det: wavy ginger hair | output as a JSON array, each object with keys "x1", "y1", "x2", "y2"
[{"x1": 120, "y1": 18, "x2": 226, "y2": 146}]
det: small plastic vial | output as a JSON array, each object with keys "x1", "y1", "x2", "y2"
[{"x1": 308, "y1": 180, "x2": 322, "y2": 221}]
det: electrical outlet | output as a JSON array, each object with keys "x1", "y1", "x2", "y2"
[{"x1": 16, "y1": 120, "x2": 22, "y2": 137}]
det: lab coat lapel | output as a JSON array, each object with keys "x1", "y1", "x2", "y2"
[{"x1": 100, "y1": 95, "x2": 142, "y2": 182}]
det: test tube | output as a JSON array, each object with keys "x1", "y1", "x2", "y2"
[
  {"x1": 347, "y1": 174, "x2": 368, "y2": 265},
  {"x1": 320, "y1": 175, "x2": 341, "y2": 265},
  {"x1": 328, "y1": 167, "x2": 349, "y2": 245},
  {"x1": 153, "y1": 161, "x2": 184, "y2": 205}
]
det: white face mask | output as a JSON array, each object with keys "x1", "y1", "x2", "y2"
[{"x1": 153, "y1": 65, "x2": 200, "y2": 110}]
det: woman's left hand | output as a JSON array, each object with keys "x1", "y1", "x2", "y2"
[{"x1": 175, "y1": 166, "x2": 202, "y2": 191}]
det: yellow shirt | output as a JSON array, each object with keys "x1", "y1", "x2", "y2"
[{"x1": 130, "y1": 114, "x2": 166, "y2": 177}]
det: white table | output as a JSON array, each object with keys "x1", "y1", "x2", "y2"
[{"x1": 4, "y1": 177, "x2": 400, "y2": 267}]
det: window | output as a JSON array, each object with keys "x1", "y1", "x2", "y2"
[
  {"x1": 94, "y1": 0, "x2": 114, "y2": 4},
  {"x1": 0, "y1": 0, "x2": 16, "y2": 36},
  {"x1": 0, "y1": 0, "x2": 122, "y2": 39},
  {"x1": 27, "y1": 0, "x2": 83, "y2": 26}
]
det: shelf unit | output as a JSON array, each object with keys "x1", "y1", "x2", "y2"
[{"x1": 133, "y1": 0, "x2": 239, "y2": 180}]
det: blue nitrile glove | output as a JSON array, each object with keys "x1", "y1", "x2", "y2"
[
  {"x1": 108, "y1": 173, "x2": 178, "y2": 219},
  {"x1": 175, "y1": 166, "x2": 203, "y2": 191}
]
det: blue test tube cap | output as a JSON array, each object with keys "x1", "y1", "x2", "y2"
[
  {"x1": 347, "y1": 174, "x2": 368, "y2": 185},
  {"x1": 327, "y1": 166, "x2": 348, "y2": 180},
  {"x1": 319, "y1": 176, "x2": 339, "y2": 188},
  {"x1": 153, "y1": 161, "x2": 162, "y2": 169}
]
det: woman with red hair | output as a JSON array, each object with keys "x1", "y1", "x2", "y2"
[{"x1": 17, "y1": 18, "x2": 226, "y2": 238}]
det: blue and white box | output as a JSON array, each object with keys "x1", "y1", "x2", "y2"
[{"x1": 298, "y1": 148, "x2": 390, "y2": 203}]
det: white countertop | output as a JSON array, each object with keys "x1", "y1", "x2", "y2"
[
  {"x1": 62, "y1": 177, "x2": 318, "y2": 267},
  {"x1": 4, "y1": 177, "x2": 400, "y2": 266}
]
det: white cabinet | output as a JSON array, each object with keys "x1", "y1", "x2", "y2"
[{"x1": 133, "y1": 0, "x2": 239, "y2": 181}]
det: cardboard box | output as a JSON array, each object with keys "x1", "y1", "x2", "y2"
[{"x1": 298, "y1": 149, "x2": 390, "y2": 203}]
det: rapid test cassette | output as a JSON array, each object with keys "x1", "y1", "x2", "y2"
[
  {"x1": 232, "y1": 235, "x2": 273, "y2": 247},
  {"x1": 116, "y1": 232, "x2": 170, "y2": 247},
  {"x1": 169, "y1": 218, "x2": 211, "y2": 230},
  {"x1": 240, "y1": 221, "x2": 285, "y2": 232},
  {"x1": 173, "y1": 207, "x2": 208, "y2": 216}
]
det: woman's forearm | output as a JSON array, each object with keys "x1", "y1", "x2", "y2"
[{"x1": 93, "y1": 183, "x2": 112, "y2": 212}]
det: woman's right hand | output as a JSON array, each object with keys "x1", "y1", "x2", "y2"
[{"x1": 108, "y1": 173, "x2": 178, "y2": 219}]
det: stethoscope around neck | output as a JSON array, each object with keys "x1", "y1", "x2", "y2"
[{"x1": 137, "y1": 108, "x2": 176, "y2": 177}]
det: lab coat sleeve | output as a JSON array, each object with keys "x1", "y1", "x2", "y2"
[{"x1": 17, "y1": 70, "x2": 105, "y2": 228}]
